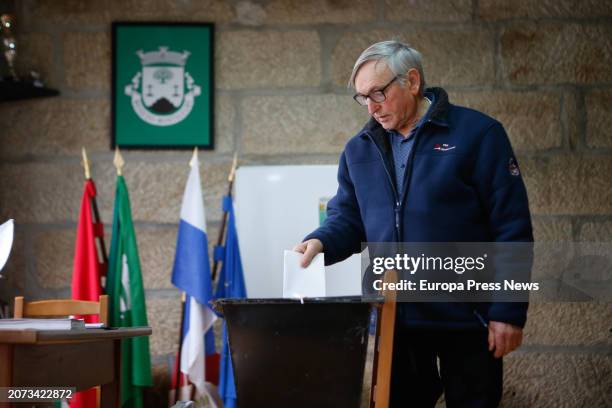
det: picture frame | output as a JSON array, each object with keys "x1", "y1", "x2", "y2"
[{"x1": 111, "y1": 22, "x2": 214, "y2": 149}]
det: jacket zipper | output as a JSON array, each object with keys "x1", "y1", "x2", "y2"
[
  {"x1": 367, "y1": 134, "x2": 402, "y2": 241},
  {"x1": 398, "y1": 128, "x2": 423, "y2": 210},
  {"x1": 473, "y1": 310, "x2": 488, "y2": 328},
  {"x1": 367, "y1": 124, "x2": 427, "y2": 242}
]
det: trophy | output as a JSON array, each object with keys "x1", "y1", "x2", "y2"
[
  {"x1": 0, "y1": 219, "x2": 13, "y2": 277},
  {"x1": 1, "y1": 14, "x2": 18, "y2": 81}
]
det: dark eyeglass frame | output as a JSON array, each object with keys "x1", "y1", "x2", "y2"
[{"x1": 353, "y1": 76, "x2": 399, "y2": 106}]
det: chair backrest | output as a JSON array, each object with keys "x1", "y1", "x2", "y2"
[{"x1": 14, "y1": 295, "x2": 109, "y2": 326}]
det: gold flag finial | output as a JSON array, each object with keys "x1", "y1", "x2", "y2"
[
  {"x1": 228, "y1": 152, "x2": 238, "y2": 182},
  {"x1": 81, "y1": 147, "x2": 91, "y2": 180},
  {"x1": 113, "y1": 147, "x2": 124, "y2": 176},
  {"x1": 189, "y1": 147, "x2": 198, "y2": 167}
]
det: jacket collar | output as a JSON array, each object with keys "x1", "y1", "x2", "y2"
[
  {"x1": 360, "y1": 86, "x2": 451, "y2": 148},
  {"x1": 425, "y1": 87, "x2": 450, "y2": 127}
]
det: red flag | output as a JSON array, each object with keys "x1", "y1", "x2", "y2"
[
  {"x1": 71, "y1": 179, "x2": 105, "y2": 407},
  {"x1": 72, "y1": 180, "x2": 103, "y2": 309}
]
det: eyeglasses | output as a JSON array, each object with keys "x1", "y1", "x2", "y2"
[{"x1": 353, "y1": 76, "x2": 398, "y2": 106}]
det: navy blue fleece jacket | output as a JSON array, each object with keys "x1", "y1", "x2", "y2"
[{"x1": 305, "y1": 87, "x2": 533, "y2": 329}]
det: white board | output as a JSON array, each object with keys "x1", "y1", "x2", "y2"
[{"x1": 234, "y1": 165, "x2": 362, "y2": 298}]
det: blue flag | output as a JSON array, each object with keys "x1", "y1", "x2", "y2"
[
  {"x1": 171, "y1": 154, "x2": 217, "y2": 401},
  {"x1": 215, "y1": 195, "x2": 247, "y2": 408}
]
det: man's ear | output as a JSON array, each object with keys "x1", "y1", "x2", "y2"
[{"x1": 406, "y1": 68, "x2": 420, "y2": 95}]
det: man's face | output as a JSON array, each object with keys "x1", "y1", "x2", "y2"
[{"x1": 354, "y1": 60, "x2": 421, "y2": 135}]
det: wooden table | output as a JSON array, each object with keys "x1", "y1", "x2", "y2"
[{"x1": 0, "y1": 327, "x2": 151, "y2": 408}]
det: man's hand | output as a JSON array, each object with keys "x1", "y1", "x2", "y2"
[
  {"x1": 488, "y1": 321, "x2": 523, "y2": 358},
  {"x1": 292, "y1": 239, "x2": 323, "y2": 268}
]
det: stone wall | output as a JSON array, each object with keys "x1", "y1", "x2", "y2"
[{"x1": 0, "y1": 0, "x2": 610, "y2": 406}]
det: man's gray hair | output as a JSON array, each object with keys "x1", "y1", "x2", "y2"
[{"x1": 349, "y1": 40, "x2": 426, "y2": 95}]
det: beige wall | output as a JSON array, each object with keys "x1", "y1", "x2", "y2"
[{"x1": 0, "y1": 0, "x2": 611, "y2": 406}]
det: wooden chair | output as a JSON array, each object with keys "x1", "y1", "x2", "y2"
[
  {"x1": 13, "y1": 295, "x2": 109, "y2": 326},
  {"x1": 12, "y1": 295, "x2": 110, "y2": 407},
  {"x1": 370, "y1": 270, "x2": 398, "y2": 408}
]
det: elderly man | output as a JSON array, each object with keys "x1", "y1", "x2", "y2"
[{"x1": 294, "y1": 40, "x2": 533, "y2": 406}]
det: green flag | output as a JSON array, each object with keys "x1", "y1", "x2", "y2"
[{"x1": 107, "y1": 175, "x2": 152, "y2": 408}]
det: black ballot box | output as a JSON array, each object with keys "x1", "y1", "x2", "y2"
[{"x1": 214, "y1": 297, "x2": 376, "y2": 408}]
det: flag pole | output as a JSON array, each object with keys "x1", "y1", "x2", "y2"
[
  {"x1": 81, "y1": 147, "x2": 91, "y2": 180},
  {"x1": 171, "y1": 147, "x2": 199, "y2": 405},
  {"x1": 81, "y1": 147, "x2": 109, "y2": 289},
  {"x1": 114, "y1": 147, "x2": 125, "y2": 176},
  {"x1": 211, "y1": 152, "x2": 238, "y2": 282},
  {"x1": 172, "y1": 292, "x2": 188, "y2": 405}
]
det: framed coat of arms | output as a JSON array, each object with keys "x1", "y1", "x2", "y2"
[{"x1": 112, "y1": 22, "x2": 214, "y2": 149}]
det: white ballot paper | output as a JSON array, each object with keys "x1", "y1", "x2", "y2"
[{"x1": 283, "y1": 250, "x2": 326, "y2": 299}]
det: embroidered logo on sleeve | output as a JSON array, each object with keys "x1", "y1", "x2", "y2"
[
  {"x1": 508, "y1": 157, "x2": 520, "y2": 176},
  {"x1": 433, "y1": 143, "x2": 456, "y2": 151}
]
